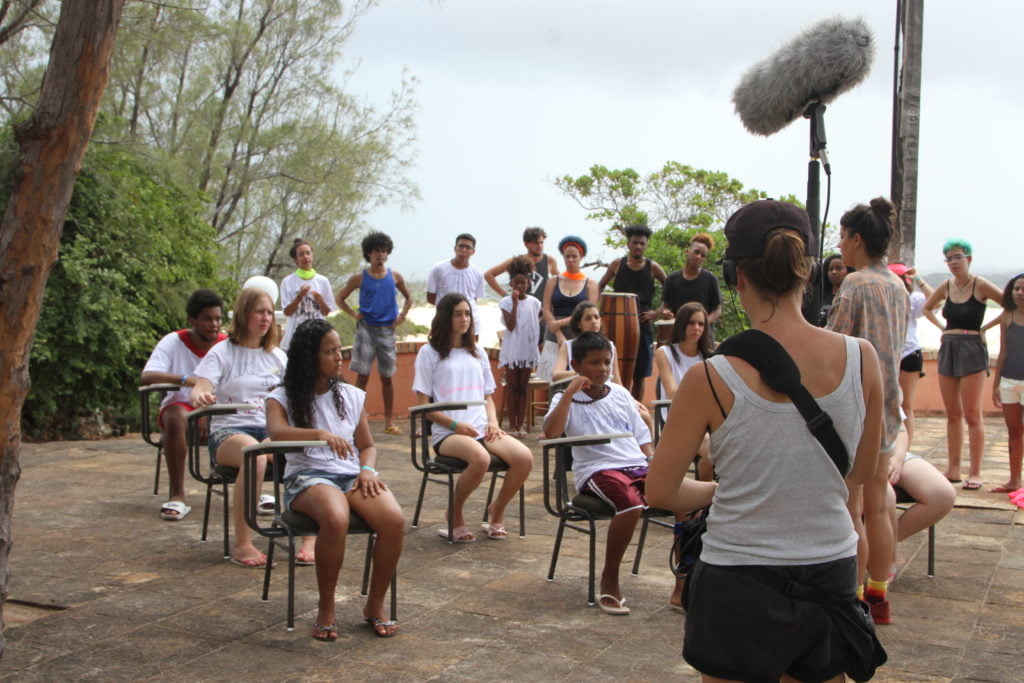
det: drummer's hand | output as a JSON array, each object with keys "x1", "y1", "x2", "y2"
[{"x1": 640, "y1": 310, "x2": 660, "y2": 323}]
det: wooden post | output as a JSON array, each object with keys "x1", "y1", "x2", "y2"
[{"x1": 890, "y1": 0, "x2": 924, "y2": 264}]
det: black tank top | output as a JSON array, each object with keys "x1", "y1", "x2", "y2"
[
  {"x1": 613, "y1": 257, "x2": 654, "y2": 312},
  {"x1": 528, "y1": 254, "x2": 549, "y2": 300},
  {"x1": 942, "y1": 277, "x2": 986, "y2": 331}
]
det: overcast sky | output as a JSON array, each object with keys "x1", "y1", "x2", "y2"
[{"x1": 342, "y1": 0, "x2": 1021, "y2": 285}]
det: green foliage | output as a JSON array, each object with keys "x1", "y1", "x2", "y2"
[
  {"x1": 18, "y1": 138, "x2": 233, "y2": 438},
  {"x1": 558, "y1": 161, "x2": 804, "y2": 338}
]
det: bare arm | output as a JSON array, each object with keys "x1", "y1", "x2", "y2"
[
  {"x1": 597, "y1": 259, "x2": 619, "y2": 292},
  {"x1": 190, "y1": 377, "x2": 216, "y2": 407},
  {"x1": 707, "y1": 305, "x2": 722, "y2": 323},
  {"x1": 547, "y1": 254, "x2": 560, "y2": 278},
  {"x1": 847, "y1": 340, "x2": 883, "y2": 486},
  {"x1": 977, "y1": 276, "x2": 1005, "y2": 306},
  {"x1": 653, "y1": 347, "x2": 677, "y2": 398},
  {"x1": 551, "y1": 341, "x2": 575, "y2": 381},
  {"x1": 415, "y1": 392, "x2": 479, "y2": 438},
  {"x1": 585, "y1": 277, "x2": 600, "y2": 304},
  {"x1": 426, "y1": 291, "x2": 437, "y2": 306},
  {"x1": 923, "y1": 281, "x2": 947, "y2": 330},
  {"x1": 484, "y1": 258, "x2": 512, "y2": 297},
  {"x1": 141, "y1": 371, "x2": 192, "y2": 387},
  {"x1": 335, "y1": 273, "x2": 363, "y2": 321},
  {"x1": 392, "y1": 270, "x2": 413, "y2": 327},
  {"x1": 543, "y1": 376, "x2": 587, "y2": 438},
  {"x1": 283, "y1": 283, "x2": 311, "y2": 316},
  {"x1": 502, "y1": 297, "x2": 518, "y2": 331},
  {"x1": 651, "y1": 260, "x2": 668, "y2": 284},
  {"x1": 992, "y1": 313, "x2": 1010, "y2": 408}
]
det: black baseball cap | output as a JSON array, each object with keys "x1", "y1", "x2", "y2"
[{"x1": 723, "y1": 199, "x2": 815, "y2": 259}]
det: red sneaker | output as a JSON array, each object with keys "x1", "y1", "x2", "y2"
[{"x1": 865, "y1": 595, "x2": 891, "y2": 625}]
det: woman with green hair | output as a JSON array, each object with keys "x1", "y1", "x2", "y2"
[{"x1": 923, "y1": 238, "x2": 1003, "y2": 490}]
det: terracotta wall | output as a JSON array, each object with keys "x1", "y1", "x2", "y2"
[{"x1": 351, "y1": 345, "x2": 999, "y2": 421}]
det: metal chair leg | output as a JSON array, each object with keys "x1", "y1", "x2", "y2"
[
  {"x1": 927, "y1": 525, "x2": 936, "y2": 577},
  {"x1": 411, "y1": 472, "x2": 429, "y2": 528},
  {"x1": 631, "y1": 517, "x2": 651, "y2": 576},
  {"x1": 586, "y1": 518, "x2": 597, "y2": 606},
  {"x1": 548, "y1": 520, "x2": 567, "y2": 581},
  {"x1": 153, "y1": 446, "x2": 163, "y2": 496},
  {"x1": 201, "y1": 484, "x2": 214, "y2": 542}
]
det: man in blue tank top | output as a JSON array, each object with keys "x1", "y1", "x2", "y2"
[{"x1": 337, "y1": 231, "x2": 413, "y2": 435}]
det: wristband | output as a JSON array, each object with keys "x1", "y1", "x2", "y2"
[
  {"x1": 360, "y1": 465, "x2": 378, "y2": 476},
  {"x1": 179, "y1": 374, "x2": 190, "y2": 386},
  {"x1": 450, "y1": 420, "x2": 458, "y2": 431}
]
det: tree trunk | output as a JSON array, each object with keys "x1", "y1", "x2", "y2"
[
  {"x1": 890, "y1": 0, "x2": 924, "y2": 264},
  {"x1": 0, "y1": 0, "x2": 126, "y2": 658}
]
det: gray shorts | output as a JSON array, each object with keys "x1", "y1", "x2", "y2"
[
  {"x1": 349, "y1": 320, "x2": 397, "y2": 377},
  {"x1": 937, "y1": 333, "x2": 988, "y2": 378}
]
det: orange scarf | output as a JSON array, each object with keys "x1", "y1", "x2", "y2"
[{"x1": 561, "y1": 271, "x2": 585, "y2": 282}]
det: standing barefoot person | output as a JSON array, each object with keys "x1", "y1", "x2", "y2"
[
  {"x1": 888, "y1": 264, "x2": 937, "y2": 446},
  {"x1": 988, "y1": 274, "x2": 1024, "y2": 493},
  {"x1": 280, "y1": 238, "x2": 336, "y2": 350},
  {"x1": 267, "y1": 319, "x2": 405, "y2": 640},
  {"x1": 498, "y1": 256, "x2": 541, "y2": 438},
  {"x1": 923, "y1": 238, "x2": 1003, "y2": 490},
  {"x1": 336, "y1": 231, "x2": 413, "y2": 435}
]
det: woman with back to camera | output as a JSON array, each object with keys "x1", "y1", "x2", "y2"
[
  {"x1": 648, "y1": 199, "x2": 885, "y2": 682},
  {"x1": 280, "y1": 238, "x2": 336, "y2": 351},
  {"x1": 923, "y1": 238, "x2": 1003, "y2": 490},
  {"x1": 827, "y1": 198, "x2": 909, "y2": 624},
  {"x1": 413, "y1": 293, "x2": 533, "y2": 543}
]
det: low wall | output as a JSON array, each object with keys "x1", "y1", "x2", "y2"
[{"x1": 349, "y1": 344, "x2": 1000, "y2": 421}]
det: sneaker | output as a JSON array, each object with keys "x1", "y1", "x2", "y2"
[{"x1": 865, "y1": 595, "x2": 891, "y2": 625}]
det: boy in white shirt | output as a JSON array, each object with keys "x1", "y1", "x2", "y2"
[
  {"x1": 140, "y1": 289, "x2": 226, "y2": 520},
  {"x1": 543, "y1": 331, "x2": 653, "y2": 616},
  {"x1": 427, "y1": 233, "x2": 485, "y2": 336}
]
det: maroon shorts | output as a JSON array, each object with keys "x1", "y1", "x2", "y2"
[
  {"x1": 158, "y1": 401, "x2": 194, "y2": 429},
  {"x1": 584, "y1": 466, "x2": 648, "y2": 515}
]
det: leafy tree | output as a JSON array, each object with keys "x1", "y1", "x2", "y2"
[
  {"x1": 12, "y1": 132, "x2": 232, "y2": 438},
  {"x1": 557, "y1": 162, "x2": 804, "y2": 337}
]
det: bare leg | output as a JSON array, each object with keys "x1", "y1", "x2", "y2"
[
  {"x1": 214, "y1": 434, "x2": 265, "y2": 562},
  {"x1": 483, "y1": 434, "x2": 533, "y2": 525},
  {"x1": 960, "y1": 371, "x2": 987, "y2": 483},
  {"x1": 938, "y1": 374, "x2": 964, "y2": 481},
  {"x1": 291, "y1": 484, "x2": 351, "y2": 629},
  {"x1": 355, "y1": 373, "x2": 370, "y2": 391},
  {"x1": 600, "y1": 508, "x2": 641, "y2": 605},
  {"x1": 348, "y1": 488, "x2": 405, "y2": 624},
  {"x1": 630, "y1": 372, "x2": 645, "y2": 402},
  {"x1": 996, "y1": 403, "x2": 1024, "y2": 490},
  {"x1": 864, "y1": 450, "x2": 895, "y2": 583},
  {"x1": 160, "y1": 405, "x2": 189, "y2": 504},
  {"x1": 896, "y1": 458, "x2": 956, "y2": 541},
  {"x1": 899, "y1": 369, "x2": 921, "y2": 448},
  {"x1": 381, "y1": 375, "x2": 396, "y2": 430},
  {"x1": 847, "y1": 482, "x2": 867, "y2": 586},
  {"x1": 437, "y1": 435, "x2": 491, "y2": 529}
]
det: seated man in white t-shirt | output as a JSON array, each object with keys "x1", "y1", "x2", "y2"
[
  {"x1": 542, "y1": 332, "x2": 654, "y2": 616},
  {"x1": 140, "y1": 289, "x2": 226, "y2": 521}
]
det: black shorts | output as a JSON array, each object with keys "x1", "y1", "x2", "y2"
[
  {"x1": 634, "y1": 327, "x2": 654, "y2": 378},
  {"x1": 900, "y1": 349, "x2": 924, "y2": 375},
  {"x1": 683, "y1": 557, "x2": 860, "y2": 683}
]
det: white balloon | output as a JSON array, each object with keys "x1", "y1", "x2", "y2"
[{"x1": 242, "y1": 275, "x2": 279, "y2": 305}]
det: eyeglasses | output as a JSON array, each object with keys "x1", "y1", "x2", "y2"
[{"x1": 944, "y1": 254, "x2": 966, "y2": 263}]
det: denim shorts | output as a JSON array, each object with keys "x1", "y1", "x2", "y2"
[
  {"x1": 283, "y1": 468, "x2": 358, "y2": 513},
  {"x1": 208, "y1": 425, "x2": 268, "y2": 465}
]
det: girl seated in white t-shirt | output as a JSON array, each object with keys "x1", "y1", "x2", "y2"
[
  {"x1": 413, "y1": 293, "x2": 533, "y2": 543},
  {"x1": 192, "y1": 288, "x2": 312, "y2": 568},
  {"x1": 266, "y1": 319, "x2": 404, "y2": 641}
]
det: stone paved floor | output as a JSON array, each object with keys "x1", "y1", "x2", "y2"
[{"x1": 2, "y1": 416, "x2": 1022, "y2": 681}]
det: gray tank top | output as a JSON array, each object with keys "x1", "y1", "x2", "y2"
[
  {"x1": 1004, "y1": 321, "x2": 1024, "y2": 380},
  {"x1": 701, "y1": 335, "x2": 863, "y2": 566}
]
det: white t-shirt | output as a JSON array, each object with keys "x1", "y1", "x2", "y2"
[
  {"x1": 279, "y1": 272, "x2": 336, "y2": 350},
  {"x1": 427, "y1": 260, "x2": 485, "y2": 334},
  {"x1": 267, "y1": 383, "x2": 365, "y2": 479},
  {"x1": 902, "y1": 290, "x2": 926, "y2": 359},
  {"x1": 498, "y1": 294, "x2": 541, "y2": 368},
  {"x1": 193, "y1": 340, "x2": 288, "y2": 431},
  {"x1": 143, "y1": 330, "x2": 224, "y2": 409},
  {"x1": 655, "y1": 344, "x2": 703, "y2": 420},
  {"x1": 546, "y1": 382, "x2": 651, "y2": 491},
  {"x1": 413, "y1": 345, "x2": 495, "y2": 446}
]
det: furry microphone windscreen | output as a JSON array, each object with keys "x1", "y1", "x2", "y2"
[{"x1": 732, "y1": 16, "x2": 876, "y2": 137}]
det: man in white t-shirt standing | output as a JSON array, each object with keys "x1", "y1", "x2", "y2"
[
  {"x1": 141, "y1": 289, "x2": 226, "y2": 521},
  {"x1": 427, "y1": 233, "x2": 485, "y2": 336}
]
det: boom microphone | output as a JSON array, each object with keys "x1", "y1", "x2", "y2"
[{"x1": 732, "y1": 16, "x2": 876, "y2": 137}]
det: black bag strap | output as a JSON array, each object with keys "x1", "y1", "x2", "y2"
[{"x1": 714, "y1": 329, "x2": 849, "y2": 475}]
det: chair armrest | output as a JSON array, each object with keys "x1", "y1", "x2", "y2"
[
  {"x1": 241, "y1": 441, "x2": 327, "y2": 537},
  {"x1": 409, "y1": 400, "x2": 485, "y2": 414},
  {"x1": 188, "y1": 403, "x2": 254, "y2": 420},
  {"x1": 651, "y1": 399, "x2": 672, "y2": 409},
  {"x1": 139, "y1": 383, "x2": 181, "y2": 393},
  {"x1": 241, "y1": 441, "x2": 328, "y2": 456},
  {"x1": 539, "y1": 433, "x2": 632, "y2": 448},
  {"x1": 548, "y1": 377, "x2": 573, "y2": 394}
]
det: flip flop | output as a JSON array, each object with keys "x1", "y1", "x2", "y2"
[
  {"x1": 962, "y1": 480, "x2": 983, "y2": 491},
  {"x1": 944, "y1": 475, "x2": 962, "y2": 484},
  {"x1": 383, "y1": 425, "x2": 401, "y2": 436},
  {"x1": 437, "y1": 526, "x2": 477, "y2": 543},
  {"x1": 312, "y1": 623, "x2": 337, "y2": 642},
  {"x1": 160, "y1": 501, "x2": 191, "y2": 521},
  {"x1": 295, "y1": 549, "x2": 316, "y2": 566},
  {"x1": 597, "y1": 594, "x2": 630, "y2": 615},
  {"x1": 988, "y1": 484, "x2": 1020, "y2": 494},
  {"x1": 230, "y1": 553, "x2": 269, "y2": 568},
  {"x1": 365, "y1": 618, "x2": 399, "y2": 638},
  {"x1": 480, "y1": 522, "x2": 507, "y2": 540},
  {"x1": 257, "y1": 494, "x2": 276, "y2": 516},
  {"x1": 668, "y1": 603, "x2": 686, "y2": 614}
]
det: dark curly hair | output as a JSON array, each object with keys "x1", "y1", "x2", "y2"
[
  {"x1": 361, "y1": 231, "x2": 394, "y2": 261},
  {"x1": 429, "y1": 293, "x2": 478, "y2": 360},
  {"x1": 506, "y1": 254, "x2": 535, "y2": 279},
  {"x1": 186, "y1": 289, "x2": 224, "y2": 319},
  {"x1": 1003, "y1": 274, "x2": 1024, "y2": 312},
  {"x1": 282, "y1": 319, "x2": 347, "y2": 429}
]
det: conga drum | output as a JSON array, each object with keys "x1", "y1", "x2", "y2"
[
  {"x1": 600, "y1": 292, "x2": 640, "y2": 391},
  {"x1": 655, "y1": 318, "x2": 674, "y2": 347}
]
